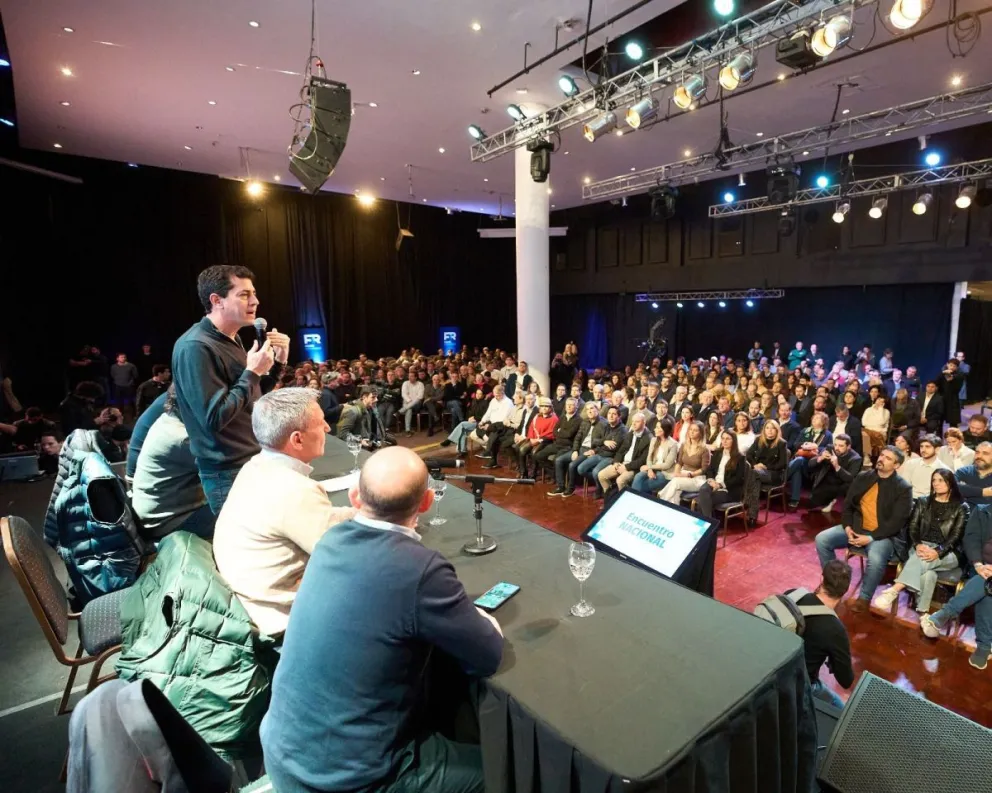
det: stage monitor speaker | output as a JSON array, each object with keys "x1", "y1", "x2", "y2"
[
  {"x1": 289, "y1": 76, "x2": 352, "y2": 194},
  {"x1": 817, "y1": 672, "x2": 992, "y2": 793}
]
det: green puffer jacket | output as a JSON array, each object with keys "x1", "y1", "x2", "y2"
[{"x1": 115, "y1": 531, "x2": 275, "y2": 756}]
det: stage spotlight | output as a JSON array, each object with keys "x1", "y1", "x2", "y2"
[
  {"x1": 626, "y1": 97, "x2": 658, "y2": 129},
  {"x1": 625, "y1": 41, "x2": 645, "y2": 61},
  {"x1": 697, "y1": 301, "x2": 705, "y2": 308},
  {"x1": 468, "y1": 124, "x2": 486, "y2": 140},
  {"x1": 714, "y1": 0, "x2": 735, "y2": 17},
  {"x1": 527, "y1": 139, "x2": 553, "y2": 183},
  {"x1": 718, "y1": 301, "x2": 727, "y2": 308},
  {"x1": 924, "y1": 151, "x2": 941, "y2": 167},
  {"x1": 583, "y1": 112, "x2": 617, "y2": 142},
  {"x1": 912, "y1": 192, "x2": 932, "y2": 215},
  {"x1": 890, "y1": 0, "x2": 926, "y2": 30},
  {"x1": 558, "y1": 75, "x2": 579, "y2": 97},
  {"x1": 776, "y1": 30, "x2": 819, "y2": 70},
  {"x1": 723, "y1": 191, "x2": 735, "y2": 203},
  {"x1": 812, "y1": 16, "x2": 852, "y2": 58},
  {"x1": 676, "y1": 302, "x2": 684, "y2": 308},
  {"x1": 673, "y1": 75, "x2": 706, "y2": 109},
  {"x1": 869, "y1": 197, "x2": 888, "y2": 219},
  {"x1": 651, "y1": 301, "x2": 659, "y2": 309},
  {"x1": 815, "y1": 174, "x2": 830, "y2": 189},
  {"x1": 357, "y1": 192, "x2": 376, "y2": 207},
  {"x1": 745, "y1": 299, "x2": 754, "y2": 307},
  {"x1": 955, "y1": 184, "x2": 977, "y2": 209},
  {"x1": 831, "y1": 201, "x2": 850, "y2": 223},
  {"x1": 650, "y1": 186, "x2": 678, "y2": 221},
  {"x1": 778, "y1": 209, "x2": 796, "y2": 237},
  {"x1": 719, "y1": 53, "x2": 755, "y2": 91},
  {"x1": 245, "y1": 180, "x2": 264, "y2": 198},
  {"x1": 767, "y1": 165, "x2": 799, "y2": 204},
  {"x1": 507, "y1": 104, "x2": 526, "y2": 122}
]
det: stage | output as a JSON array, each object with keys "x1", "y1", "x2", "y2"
[{"x1": 314, "y1": 437, "x2": 819, "y2": 793}]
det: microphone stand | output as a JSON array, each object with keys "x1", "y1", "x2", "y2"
[{"x1": 425, "y1": 466, "x2": 535, "y2": 556}]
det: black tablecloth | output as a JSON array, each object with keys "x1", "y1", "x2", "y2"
[{"x1": 313, "y1": 439, "x2": 818, "y2": 793}]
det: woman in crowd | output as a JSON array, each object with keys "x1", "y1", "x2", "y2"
[
  {"x1": 658, "y1": 422, "x2": 711, "y2": 504},
  {"x1": 845, "y1": 383, "x2": 868, "y2": 419},
  {"x1": 861, "y1": 393, "x2": 891, "y2": 461},
  {"x1": 890, "y1": 387, "x2": 920, "y2": 439},
  {"x1": 703, "y1": 410, "x2": 723, "y2": 452},
  {"x1": 673, "y1": 405, "x2": 696, "y2": 443},
  {"x1": 732, "y1": 411, "x2": 756, "y2": 454},
  {"x1": 872, "y1": 469, "x2": 968, "y2": 613},
  {"x1": 631, "y1": 418, "x2": 679, "y2": 496},
  {"x1": 747, "y1": 419, "x2": 788, "y2": 486},
  {"x1": 695, "y1": 431, "x2": 746, "y2": 518},
  {"x1": 759, "y1": 392, "x2": 776, "y2": 420},
  {"x1": 893, "y1": 432, "x2": 918, "y2": 463},
  {"x1": 938, "y1": 427, "x2": 976, "y2": 471}
]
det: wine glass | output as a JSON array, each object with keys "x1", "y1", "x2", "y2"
[
  {"x1": 346, "y1": 434, "x2": 361, "y2": 473},
  {"x1": 568, "y1": 541, "x2": 596, "y2": 617},
  {"x1": 429, "y1": 477, "x2": 447, "y2": 526}
]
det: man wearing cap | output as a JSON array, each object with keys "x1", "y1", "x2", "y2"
[{"x1": 517, "y1": 396, "x2": 558, "y2": 479}]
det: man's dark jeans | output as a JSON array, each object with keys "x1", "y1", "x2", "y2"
[{"x1": 200, "y1": 467, "x2": 241, "y2": 516}]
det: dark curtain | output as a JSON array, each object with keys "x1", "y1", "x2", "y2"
[
  {"x1": 552, "y1": 284, "x2": 953, "y2": 378},
  {"x1": 957, "y1": 298, "x2": 992, "y2": 401}
]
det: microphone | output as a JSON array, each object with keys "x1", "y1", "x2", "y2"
[
  {"x1": 253, "y1": 317, "x2": 268, "y2": 346},
  {"x1": 422, "y1": 458, "x2": 465, "y2": 470}
]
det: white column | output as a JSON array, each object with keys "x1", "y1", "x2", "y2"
[
  {"x1": 949, "y1": 281, "x2": 968, "y2": 358},
  {"x1": 514, "y1": 146, "x2": 551, "y2": 396}
]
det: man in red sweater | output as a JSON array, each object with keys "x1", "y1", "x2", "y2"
[{"x1": 518, "y1": 397, "x2": 559, "y2": 478}]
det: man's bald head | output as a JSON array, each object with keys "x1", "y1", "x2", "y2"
[{"x1": 353, "y1": 446, "x2": 432, "y2": 525}]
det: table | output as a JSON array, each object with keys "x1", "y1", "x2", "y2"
[{"x1": 314, "y1": 438, "x2": 818, "y2": 793}]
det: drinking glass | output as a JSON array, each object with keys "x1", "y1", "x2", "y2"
[
  {"x1": 429, "y1": 477, "x2": 448, "y2": 526},
  {"x1": 568, "y1": 541, "x2": 596, "y2": 617},
  {"x1": 346, "y1": 435, "x2": 361, "y2": 473}
]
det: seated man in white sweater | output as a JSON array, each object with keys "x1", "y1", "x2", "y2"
[{"x1": 213, "y1": 387, "x2": 356, "y2": 637}]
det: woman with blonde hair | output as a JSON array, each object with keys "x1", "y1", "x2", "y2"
[
  {"x1": 658, "y1": 421, "x2": 711, "y2": 504},
  {"x1": 938, "y1": 427, "x2": 975, "y2": 471},
  {"x1": 861, "y1": 393, "x2": 891, "y2": 462},
  {"x1": 746, "y1": 419, "x2": 788, "y2": 486}
]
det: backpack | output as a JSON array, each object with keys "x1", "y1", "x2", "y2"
[{"x1": 753, "y1": 588, "x2": 836, "y2": 636}]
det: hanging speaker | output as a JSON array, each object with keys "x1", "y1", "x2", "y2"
[
  {"x1": 817, "y1": 673, "x2": 992, "y2": 793},
  {"x1": 289, "y1": 77, "x2": 352, "y2": 194}
]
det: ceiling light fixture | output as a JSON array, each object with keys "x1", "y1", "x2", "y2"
[
  {"x1": 438, "y1": 147, "x2": 446, "y2": 154},
  {"x1": 811, "y1": 15, "x2": 852, "y2": 58},
  {"x1": 184, "y1": 145, "x2": 192, "y2": 150},
  {"x1": 924, "y1": 151, "x2": 941, "y2": 167},
  {"x1": 889, "y1": 0, "x2": 927, "y2": 30},
  {"x1": 951, "y1": 74, "x2": 962, "y2": 87},
  {"x1": 955, "y1": 184, "x2": 977, "y2": 209},
  {"x1": 516, "y1": 87, "x2": 528, "y2": 94},
  {"x1": 62, "y1": 26, "x2": 74, "y2": 33},
  {"x1": 60, "y1": 100, "x2": 71, "y2": 106},
  {"x1": 411, "y1": 69, "x2": 421, "y2": 75},
  {"x1": 719, "y1": 53, "x2": 755, "y2": 91},
  {"x1": 738, "y1": 173, "x2": 746, "y2": 187},
  {"x1": 225, "y1": 66, "x2": 235, "y2": 72},
  {"x1": 684, "y1": 149, "x2": 692, "y2": 157},
  {"x1": 467, "y1": 124, "x2": 486, "y2": 140},
  {"x1": 615, "y1": 129, "x2": 624, "y2": 137},
  {"x1": 777, "y1": 73, "x2": 786, "y2": 81},
  {"x1": 756, "y1": 132, "x2": 764, "y2": 137},
  {"x1": 53, "y1": 143, "x2": 63, "y2": 149},
  {"x1": 626, "y1": 97, "x2": 658, "y2": 128},
  {"x1": 558, "y1": 75, "x2": 579, "y2": 97},
  {"x1": 369, "y1": 102, "x2": 378, "y2": 107},
  {"x1": 912, "y1": 192, "x2": 933, "y2": 214},
  {"x1": 245, "y1": 180, "x2": 264, "y2": 197},
  {"x1": 60, "y1": 66, "x2": 73, "y2": 76},
  {"x1": 507, "y1": 104, "x2": 526, "y2": 121},
  {"x1": 208, "y1": 100, "x2": 216, "y2": 105},
  {"x1": 274, "y1": 175, "x2": 281, "y2": 182},
  {"x1": 832, "y1": 202, "x2": 850, "y2": 223},
  {"x1": 673, "y1": 74, "x2": 706, "y2": 109},
  {"x1": 816, "y1": 174, "x2": 830, "y2": 188},
  {"x1": 841, "y1": 108, "x2": 850, "y2": 114},
  {"x1": 357, "y1": 193, "x2": 376, "y2": 207},
  {"x1": 625, "y1": 41, "x2": 645, "y2": 61},
  {"x1": 249, "y1": 20, "x2": 260, "y2": 28},
  {"x1": 583, "y1": 111, "x2": 617, "y2": 142},
  {"x1": 723, "y1": 191, "x2": 735, "y2": 203},
  {"x1": 583, "y1": 176, "x2": 592, "y2": 184},
  {"x1": 471, "y1": 22, "x2": 482, "y2": 32},
  {"x1": 869, "y1": 196, "x2": 887, "y2": 218},
  {"x1": 713, "y1": 0, "x2": 735, "y2": 17}
]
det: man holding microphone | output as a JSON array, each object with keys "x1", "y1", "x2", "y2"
[{"x1": 173, "y1": 265, "x2": 290, "y2": 514}]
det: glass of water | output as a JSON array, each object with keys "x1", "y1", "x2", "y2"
[
  {"x1": 346, "y1": 434, "x2": 361, "y2": 473},
  {"x1": 429, "y1": 476, "x2": 447, "y2": 526},
  {"x1": 568, "y1": 541, "x2": 596, "y2": 617}
]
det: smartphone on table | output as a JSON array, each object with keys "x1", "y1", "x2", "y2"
[{"x1": 474, "y1": 582, "x2": 520, "y2": 612}]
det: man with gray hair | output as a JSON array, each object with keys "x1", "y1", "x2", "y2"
[
  {"x1": 213, "y1": 387, "x2": 356, "y2": 636},
  {"x1": 318, "y1": 371, "x2": 342, "y2": 427}
]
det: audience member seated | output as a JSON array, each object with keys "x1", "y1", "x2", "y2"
[
  {"x1": 399, "y1": 369, "x2": 425, "y2": 437},
  {"x1": 829, "y1": 404, "x2": 863, "y2": 458},
  {"x1": 789, "y1": 561, "x2": 854, "y2": 707},
  {"x1": 131, "y1": 386, "x2": 215, "y2": 541},
  {"x1": 516, "y1": 396, "x2": 557, "y2": 477},
  {"x1": 746, "y1": 420, "x2": 787, "y2": 490},
  {"x1": 815, "y1": 446, "x2": 914, "y2": 612},
  {"x1": 939, "y1": 427, "x2": 975, "y2": 471},
  {"x1": 888, "y1": 387, "x2": 920, "y2": 440},
  {"x1": 586, "y1": 406, "x2": 628, "y2": 498},
  {"x1": 918, "y1": 380, "x2": 945, "y2": 433},
  {"x1": 0, "y1": 406, "x2": 55, "y2": 450},
  {"x1": 38, "y1": 431, "x2": 62, "y2": 475},
  {"x1": 861, "y1": 394, "x2": 890, "y2": 461},
  {"x1": 807, "y1": 434, "x2": 862, "y2": 514},
  {"x1": 659, "y1": 422, "x2": 711, "y2": 504},
  {"x1": 504, "y1": 360, "x2": 533, "y2": 399},
  {"x1": 536, "y1": 398, "x2": 581, "y2": 485},
  {"x1": 921, "y1": 501, "x2": 992, "y2": 669},
  {"x1": 703, "y1": 410, "x2": 723, "y2": 452},
  {"x1": 597, "y1": 411, "x2": 650, "y2": 495},
  {"x1": 873, "y1": 469, "x2": 967, "y2": 613},
  {"x1": 555, "y1": 403, "x2": 605, "y2": 499},
  {"x1": 337, "y1": 386, "x2": 391, "y2": 449},
  {"x1": 786, "y1": 412, "x2": 833, "y2": 508},
  {"x1": 631, "y1": 418, "x2": 678, "y2": 496},
  {"x1": 955, "y1": 442, "x2": 992, "y2": 507},
  {"x1": 480, "y1": 391, "x2": 525, "y2": 466},
  {"x1": 442, "y1": 387, "x2": 491, "y2": 456},
  {"x1": 897, "y1": 433, "x2": 949, "y2": 499},
  {"x1": 214, "y1": 388, "x2": 356, "y2": 638},
  {"x1": 695, "y1": 430, "x2": 746, "y2": 519},
  {"x1": 135, "y1": 364, "x2": 171, "y2": 416},
  {"x1": 732, "y1": 411, "x2": 756, "y2": 454},
  {"x1": 776, "y1": 401, "x2": 801, "y2": 450},
  {"x1": 260, "y1": 446, "x2": 503, "y2": 793},
  {"x1": 551, "y1": 383, "x2": 568, "y2": 416},
  {"x1": 963, "y1": 415, "x2": 992, "y2": 451},
  {"x1": 318, "y1": 371, "x2": 343, "y2": 428}
]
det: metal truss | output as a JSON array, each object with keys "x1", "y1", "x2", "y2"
[
  {"x1": 635, "y1": 289, "x2": 785, "y2": 302},
  {"x1": 585, "y1": 82, "x2": 992, "y2": 200},
  {"x1": 707, "y1": 157, "x2": 992, "y2": 216},
  {"x1": 470, "y1": 0, "x2": 879, "y2": 163}
]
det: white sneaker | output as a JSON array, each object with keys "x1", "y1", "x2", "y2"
[
  {"x1": 920, "y1": 613, "x2": 941, "y2": 638},
  {"x1": 819, "y1": 499, "x2": 836, "y2": 513},
  {"x1": 872, "y1": 587, "x2": 900, "y2": 611}
]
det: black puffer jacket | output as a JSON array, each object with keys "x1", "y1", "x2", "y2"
[{"x1": 907, "y1": 496, "x2": 969, "y2": 560}]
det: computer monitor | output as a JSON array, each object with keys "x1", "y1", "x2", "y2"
[{"x1": 582, "y1": 488, "x2": 717, "y2": 583}]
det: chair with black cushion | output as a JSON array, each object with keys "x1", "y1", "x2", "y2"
[
  {"x1": 1, "y1": 515, "x2": 123, "y2": 715},
  {"x1": 689, "y1": 462, "x2": 752, "y2": 547},
  {"x1": 760, "y1": 450, "x2": 790, "y2": 522}
]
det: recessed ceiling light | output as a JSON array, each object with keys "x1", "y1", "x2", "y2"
[
  {"x1": 516, "y1": 87, "x2": 528, "y2": 94},
  {"x1": 683, "y1": 149, "x2": 691, "y2": 157},
  {"x1": 547, "y1": 188, "x2": 553, "y2": 195},
  {"x1": 564, "y1": 151, "x2": 569, "y2": 155},
  {"x1": 777, "y1": 73, "x2": 786, "y2": 81},
  {"x1": 483, "y1": 178, "x2": 489, "y2": 182},
  {"x1": 225, "y1": 66, "x2": 235, "y2": 72},
  {"x1": 60, "y1": 100, "x2": 71, "y2": 106},
  {"x1": 412, "y1": 69, "x2": 421, "y2": 75},
  {"x1": 551, "y1": 204, "x2": 556, "y2": 208},
  {"x1": 841, "y1": 108, "x2": 850, "y2": 114},
  {"x1": 583, "y1": 176, "x2": 591, "y2": 184},
  {"x1": 756, "y1": 132, "x2": 764, "y2": 137},
  {"x1": 438, "y1": 147, "x2": 445, "y2": 153},
  {"x1": 53, "y1": 143, "x2": 63, "y2": 148},
  {"x1": 183, "y1": 145, "x2": 192, "y2": 150},
  {"x1": 249, "y1": 21, "x2": 260, "y2": 28},
  {"x1": 63, "y1": 26, "x2": 74, "y2": 33},
  {"x1": 369, "y1": 102, "x2": 378, "y2": 108},
  {"x1": 951, "y1": 74, "x2": 962, "y2": 87},
  {"x1": 471, "y1": 22, "x2": 482, "y2": 32},
  {"x1": 802, "y1": 150, "x2": 809, "y2": 155},
  {"x1": 274, "y1": 175, "x2": 281, "y2": 182},
  {"x1": 380, "y1": 176, "x2": 385, "y2": 181},
  {"x1": 127, "y1": 163, "x2": 138, "y2": 168},
  {"x1": 60, "y1": 66, "x2": 73, "y2": 76},
  {"x1": 630, "y1": 167, "x2": 636, "y2": 171},
  {"x1": 615, "y1": 129, "x2": 624, "y2": 136},
  {"x1": 207, "y1": 100, "x2": 216, "y2": 105}
]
